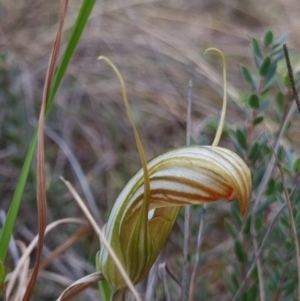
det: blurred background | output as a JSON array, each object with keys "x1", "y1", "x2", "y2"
[{"x1": 1, "y1": 0, "x2": 300, "y2": 300}]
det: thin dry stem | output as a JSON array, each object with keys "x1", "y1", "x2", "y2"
[
  {"x1": 158, "y1": 263, "x2": 171, "y2": 301},
  {"x1": 181, "y1": 79, "x2": 193, "y2": 301},
  {"x1": 45, "y1": 128, "x2": 103, "y2": 226},
  {"x1": 188, "y1": 206, "x2": 206, "y2": 301},
  {"x1": 60, "y1": 177, "x2": 142, "y2": 301}
]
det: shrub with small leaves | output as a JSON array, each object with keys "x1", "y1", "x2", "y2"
[{"x1": 221, "y1": 31, "x2": 300, "y2": 301}]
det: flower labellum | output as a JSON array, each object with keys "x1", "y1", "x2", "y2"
[{"x1": 97, "y1": 51, "x2": 252, "y2": 300}]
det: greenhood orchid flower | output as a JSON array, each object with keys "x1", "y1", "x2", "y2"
[{"x1": 97, "y1": 50, "x2": 252, "y2": 300}]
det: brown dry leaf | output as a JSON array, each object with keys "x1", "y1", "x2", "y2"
[
  {"x1": 22, "y1": 1, "x2": 69, "y2": 300},
  {"x1": 56, "y1": 272, "x2": 104, "y2": 301},
  {"x1": 6, "y1": 218, "x2": 87, "y2": 299}
]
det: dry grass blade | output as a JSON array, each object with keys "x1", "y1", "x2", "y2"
[
  {"x1": 38, "y1": 225, "x2": 89, "y2": 272},
  {"x1": 45, "y1": 128, "x2": 103, "y2": 227},
  {"x1": 22, "y1": 1, "x2": 69, "y2": 300},
  {"x1": 60, "y1": 177, "x2": 141, "y2": 301},
  {"x1": 56, "y1": 272, "x2": 104, "y2": 301},
  {"x1": 6, "y1": 218, "x2": 87, "y2": 299},
  {"x1": 10, "y1": 241, "x2": 29, "y2": 301},
  {"x1": 158, "y1": 262, "x2": 171, "y2": 301}
]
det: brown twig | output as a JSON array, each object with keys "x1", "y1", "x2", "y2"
[{"x1": 283, "y1": 43, "x2": 300, "y2": 114}]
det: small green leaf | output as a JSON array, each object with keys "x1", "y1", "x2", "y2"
[
  {"x1": 243, "y1": 215, "x2": 252, "y2": 236},
  {"x1": 206, "y1": 119, "x2": 218, "y2": 133},
  {"x1": 280, "y1": 216, "x2": 289, "y2": 228},
  {"x1": 284, "y1": 74, "x2": 292, "y2": 88},
  {"x1": 251, "y1": 37, "x2": 263, "y2": 68},
  {"x1": 235, "y1": 129, "x2": 247, "y2": 150},
  {"x1": 225, "y1": 273, "x2": 238, "y2": 294},
  {"x1": 267, "y1": 277, "x2": 277, "y2": 293},
  {"x1": 247, "y1": 284, "x2": 258, "y2": 301},
  {"x1": 251, "y1": 267, "x2": 258, "y2": 281},
  {"x1": 276, "y1": 92, "x2": 285, "y2": 112},
  {"x1": 248, "y1": 93, "x2": 260, "y2": 109},
  {"x1": 240, "y1": 65, "x2": 256, "y2": 91},
  {"x1": 265, "y1": 178, "x2": 275, "y2": 196},
  {"x1": 255, "y1": 215, "x2": 263, "y2": 233},
  {"x1": 253, "y1": 116, "x2": 264, "y2": 126},
  {"x1": 264, "y1": 61, "x2": 277, "y2": 85},
  {"x1": 225, "y1": 219, "x2": 239, "y2": 238},
  {"x1": 231, "y1": 201, "x2": 242, "y2": 227},
  {"x1": 264, "y1": 30, "x2": 274, "y2": 47},
  {"x1": 234, "y1": 239, "x2": 247, "y2": 263},
  {"x1": 259, "y1": 56, "x2": 271, "y2": 77},
  {"x1": 293, "y1": 208, "x2": 298, "y2": 219},
  {"x1": 284, "y1": 240, "x2": 293, "y2": 250},
  {"x1": 231, "y1": 273, "x2": 239, "y2": 291},
  {"x1": 293, "y1": 158, "x2": 300, "y2": 173},
  {"x1": 249, "y1": 142, "x2": 260, "y2": 161},
  {"x1": 282, "y1": 278, "x2": 297, "y2": 294},
  {"x1": 251, "y1": 37, "x2": 263, "y2": 59}
]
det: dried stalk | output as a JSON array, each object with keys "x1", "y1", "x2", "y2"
[{"x1": 181, "y1": 79, "x2": 193, "y2": 301}]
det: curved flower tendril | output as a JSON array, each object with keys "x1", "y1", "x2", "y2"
[{"x1": 97, "y1": 51, "x2": 252, "y2": 300}]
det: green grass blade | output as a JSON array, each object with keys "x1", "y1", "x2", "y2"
[
  {"x1": 46, "y1": 0, "x2": 97, "y2": 114},
  {"x1": 0, "y1": 0, "x2": 97, "y2": 264},
  {"x1": 0, "y1": 131, "x2": 38, "y2": 262}
]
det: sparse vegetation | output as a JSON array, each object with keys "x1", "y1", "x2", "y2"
[{"x1": 1, "y1": 1, "x2": 300, "y2": 301}]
